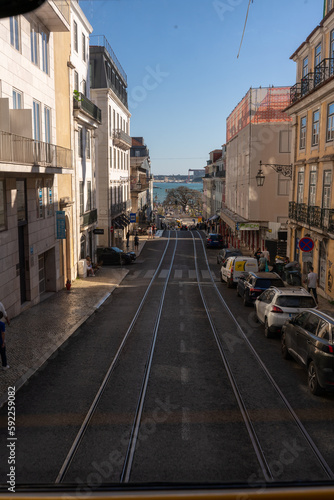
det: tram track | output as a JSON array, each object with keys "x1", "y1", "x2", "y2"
[{"x1": 193, "y1": 230, "x2": 334, "y2": 481}]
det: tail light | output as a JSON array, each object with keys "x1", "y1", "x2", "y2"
[
  {"x1": 249, "y1": 288, "x2": 262, "y2": 294},
  {"x1": 322, "y1": 345, "x2": 334, "y2": 354},
  {"x1": 271, "y1": 305, "x2": 283, "y2": 313}
]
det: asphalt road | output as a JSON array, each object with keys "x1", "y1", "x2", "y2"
[{"x1": 0, "y1": 230, "x2": 334, "y2": 491}]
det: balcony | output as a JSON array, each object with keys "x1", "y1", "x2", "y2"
[
  {"x1": 0, "y1": 130, "x2": 72, "y2": 169},
  {"x1": 80, "y1": 208, "x2": 97, "y2": 229},
  {"x1": 113, "y1": 129, "x2": 132, "y2": 150},
  {"x1": 289, "y1": 202, "x2": 334, "y2": 232},
  {"x1": 110, "y1": 200, "x2": 131, "y2": 216},
  {"x1": 73, "y1": 93, "x2": 101, "y2": 124},
  {"x1": 35, "y1": 0, "x2": 70, "y2": 32},
  {"x1": 290, "y1": 58, "x2": 334, "y2": 104}
]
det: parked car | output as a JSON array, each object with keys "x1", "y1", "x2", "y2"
[
  {"x1": 220, "y1": 256, "x2": 258, "y2": 287},
  {"x1": 255, "y1": 286, "x2": 317, "y2": 337},
  {"x1": 281, "y1": 309, "x2": 334, "y2": 395},
  {"x1": 180, "y1": 224, "x2": 188, "y2": 231},
  {"x1": 237, "y1": 272, "x2": 285, "y2": 307},
  {"x1": 206, "y1": 233, "x2": 224, "y2": 248},
  {"x1": 217, "y1": 247, "x2": 242, "y2": 266},
  {"x1": 98, "y1": 247, "x2": 135, "y2": 265}
]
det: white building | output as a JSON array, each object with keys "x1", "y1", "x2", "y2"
[
  {"x1": 0, "y1": 1, "x2": 72, "y2": 318},
  {"x1": 89, "y1": 36, "x2": 132, "y2": 249}
]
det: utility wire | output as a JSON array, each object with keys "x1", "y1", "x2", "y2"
[{"x1": 237, "y1": 0, "x2": 253, "y2": 59}]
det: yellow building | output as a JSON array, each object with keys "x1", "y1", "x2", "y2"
[{"x1": 286, "y1": 5, "x2": 334, "y2": 299}]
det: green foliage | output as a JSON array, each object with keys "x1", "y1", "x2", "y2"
[
  {"x1": 163, "y1": 186, "x2": 203, "y2": 212},
  {"x1": 73, "y1": 90, "x2": 82, "y2": 101}
]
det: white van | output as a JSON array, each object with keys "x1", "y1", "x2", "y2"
[{"x1": 220, "y1": 256, "x2": 258, "y2": 287}]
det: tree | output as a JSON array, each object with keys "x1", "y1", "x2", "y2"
[{"x1": 163, "y1": 186, "x2": 202, "y2": 213}]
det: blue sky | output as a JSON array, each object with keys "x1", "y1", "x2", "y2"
[{"x1": 80, "y1": 0, "x2": 323, "y2": 175}]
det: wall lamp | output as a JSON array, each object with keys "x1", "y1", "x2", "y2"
[{"x1": 256, "y1": 160, "x2": 293, "y2": 187}]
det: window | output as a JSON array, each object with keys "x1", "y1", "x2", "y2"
[
  {"x1": 300, "y1": 116, "x2": 306, "y2": 149},
  {"x1": 36, "y1": 179, "x2": 44, "y2": 219},
  {"x1": 297, "y1": 171, "x2": 304, "y2": 203},
  {"x1": 87, "y1": 181, "x2": 92, "y2": 211},
  {"x1": 312, "y1": 110, "x2": 319, "y2": 146},
  {"x1": 314, "y1": 43, "x2": 322, "y2": 85},
  {"x1": 73, "y1": 21, "x2": 78, "y2": 52},
  {"x1": 78, "y1": 127, "x2": 83, "y2": 158},
  {"x1": 74, "y1": 71, "x2": 79, "y2": 92},
  {"x1": 10, "y1": 16, "x2": 19, "y2": 51},
  {"x1": 317, "y1": 319, "x2": 330, "y2": 341},
  {"x1": 82, "y1": 33, "x2": 86, "y2": 61},
  {"x1": 302, "y1": 56, "x2": 308, "y2": 77},
  {"x1": 13, "y1": 89, "x2": 22, "y2": 109},
  {"x1": 0, "y1": 180, "x2": 6, "y2": 231},
  {"x1": 278, "y1": 174, "x2": 290, "y2": 196},
  {"x1": 31, "y1": 25, "x2": 38, "y2": 65},
  {"x1": 279, "y1": 130, "x2": 290, "y2": 153},
  {"x1": 33, "y1": 101, "x2": 41, "y2": 141},
  {"x1": 41, "y1": 31, "x2": 48, "y2": 74},
  {"x1": 327, "y1": 103, "x2": 334, "y2": 141},
  {"x1": 86, "y1": 130, "x2": 91, "y2": 159},
  {"x1": 82, "y1": 79, "x2": 86, "y2": 96},
  {"x1": 45, "y1": 179, "x2": 53, "y2": 217},
  {"x1": 44, "y1": 107, "x2": 51, "y2": 144},
  {"x1": 79, "y1": 181, "x2": 84, "y2": 215},
  {"x1": 309, "y1": 170, "x2": 317, "y2": 206},
  {"x1": 322, "y1": 170, "x2": 332, "y2": 208}
]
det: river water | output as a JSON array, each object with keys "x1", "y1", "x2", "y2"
[{"x1": 153, "y1": 182, "x2": 203, "y2": 204}]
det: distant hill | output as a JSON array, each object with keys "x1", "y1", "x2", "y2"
[{"x1": 154, "y1": 174, "x2": 203, "y2": 183}]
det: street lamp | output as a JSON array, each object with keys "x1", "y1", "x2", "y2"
[{"x1": 256, "y1": 160, "x2": 292, "y2": 187}]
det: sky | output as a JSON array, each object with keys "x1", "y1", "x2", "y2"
[{"x1": 79, "y1": 0, "x2": 323, "y2": 176}]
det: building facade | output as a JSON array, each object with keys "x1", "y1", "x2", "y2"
[
  {"x1": 286, "y1": 5, "x2": 334, "y2": 299},
  {"x1": 0, "y1": 1, "x2": 72, "y2": 318},
  {"x1": 130, "y1": 137, "x2": 153, "y2": 227},
  {"x1": 222, "y1": 87, "x2": 292, "y2": 256},
  {"x1": 203, "y1": 148, "x2": 225, "y2": 231},
  {"x1": 90, "y1": 36, "x2": 131, "y2": 249}
]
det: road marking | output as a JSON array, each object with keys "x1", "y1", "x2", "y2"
[
  {"x1": 158, "y1": 269, "x2": 168, "y2": 278},
  {"x1": 201, "y1": 270, "x2": 211, "y2": 279},
  {"x1": 182, "y1": 408, "x2": 190, "y2": 441},
  {"x1": 188, "y1": 270, "x2": 196, "y2": 279},
  {"x1": 180, "y1": 322, "x2": 185, "y2": 332},
  {"x1": 180, "y1": 340, "x2": 186, "y2": 352},
  {"x1": 181, "y1": 367, "x2": 189, "y2": 383},
  {"x1": 144, "y1": 270, "x2": 155, "y2": 279},
  {"x1": 174, "y1": 270, "x2": 182, "y2": 279}
]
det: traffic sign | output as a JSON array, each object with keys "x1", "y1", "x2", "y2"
[
  {"x1": 299, "y1": 237, "x2": 314, "y2": 252},
  {"x1": 130, "y1": 212, "x2": 136, "y2": 223}
]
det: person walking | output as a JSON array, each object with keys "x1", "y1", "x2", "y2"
[
  {"x1": 0, "y1": 302, "x2": 10, "y2": 325},
  {"x1": 134, "y1": 233, "x2": 139, "y2": 252},
  {"x1": 307, "y1": 266, "x2": 318, "y2": 303},
  {"x1": 258, "y1": 253, "x2": 267, "y2": 272},
  {"x1": 254, "y1": 247, "x2": 261, "y2": 261},
  {"x1": 126, "y1": 230, "x2": 130, "y2": 248},
  {"x1": 0, "y1": 311, "x2": 9, "y2": 370}
]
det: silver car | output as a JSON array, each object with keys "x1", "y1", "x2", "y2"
[{"x1": 255, "y1": 286, "x2": 317, "y2": 338}]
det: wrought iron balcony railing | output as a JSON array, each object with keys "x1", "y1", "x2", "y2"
[
  {"x1": 290, "y1": 59, "x2": 334, "y2": 104},
  {"x1": 80, "y1": 208, "x2": 97, "y2": 228},
  {"x1": 0, "y1": 130, "x2": 72, "y2": 168},
  {"x1": 289, "y1": 202, "x2": 334, "y2": 232},
  {"x1": 73, "y1": 93, "x2": 101, "y2": 123},
  {"x1": 309, "y1": 205, "x2": 322, "y2": 227}
]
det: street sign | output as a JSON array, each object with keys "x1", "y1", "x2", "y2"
[
  {"x1": 299, "y1": 237, "x2": 314, "y2": 252},
  {"x1": 130, "y1": 212, "x2": 136, "y2": 223},
  {"x1": 93, "y1": 228, "x2": 104, "y2": 235}
]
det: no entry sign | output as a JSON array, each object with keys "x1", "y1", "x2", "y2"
[{"x1": 299, "y1": 237, "x2": 314, "y2": 252}]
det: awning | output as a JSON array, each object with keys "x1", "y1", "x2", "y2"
[
  {"x1": 121, "y1": 214, "x2": 130, "y2": 225},
  {"x1": 208, "y1": 214, "x2": 219, "y2": 221},
  {"x1": 220, "y1": 207, "x2": 247, "y2": 232},
  {"x1": 114, "y1": 217, "x2": 126, "y2": 229}
]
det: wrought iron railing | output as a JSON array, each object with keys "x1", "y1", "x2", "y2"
[
  {"x1": 90, "y1": 35, "x2": 127, "y2": 84},
  {"x1": 309, "y1": 205, "x2": 321, "y2": 227},
  {"x1": 289, "y1": 202, "x2": 334, "y2": 232},
  {"x1": 113, "y1": 129, "x2": 132, "y2": 148},
  {"x1": 110, "y1": 200, "x2": 131, "y2": 216},
  {"x1": 0, "y1": 130, "x2": 72, "y2": 168},
  {"x1": 290, "y1": 59, "x2": 334, "y2": 104},
  {"x1": 80, "y1": 208, "x2": 97, "y2": 228},
  {"x1": 73, "y1": 93, "x2": 101, "y2": 123}
]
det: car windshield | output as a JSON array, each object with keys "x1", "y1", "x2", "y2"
[
  {"x1": 276, "y1": 296, "x2": 317, "y2": 308},
  {"x1": 111, "y1": 247, "x2": 123, "y2": 253}
]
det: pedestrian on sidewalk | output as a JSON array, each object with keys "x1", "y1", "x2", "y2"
[
  {"x1": 134, "y1": 232, "x2": 139, "y2": 252},
  {"x1": 307, "y1": 266, "x2": 318, "y2": 303},
  {"x1": 0, "y1": 301, "x2": 10, "y2": 325},
  {"x1": 0, "y1": 311, "x2": 9, "y2": 370},
  {"x1": 126, "y1": 230, "x2": 130, "y2": 248},
  {"x1": 86, "y1": 256, "x2": 95, "y2": 277}
]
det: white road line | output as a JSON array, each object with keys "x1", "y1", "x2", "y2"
[
  {"x1": 158, "y1": 269, "x2": 169, "y2": 278},
  {"x1": 182, "y1": 407, "x2": 190, "y2": 441},
  {"x1": 188, "y1": 270, "x2": 196, "y2": 279},
  {"x1": 174, "y1": 270, "x2": 182, "y2": 279},
  {"x1": 144, "y1": 270, "x2": 155, "y2": 279}
]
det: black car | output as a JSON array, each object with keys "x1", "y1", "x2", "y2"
[
  {"x1": 217, "y1": 247, "x2": 242, "y2": 265},
  {"x1": 281, "y1": 309, "x2": 334, "y2": 395},
  {"x1": 237, "y1": 271, "x2": 285, "y2": 306},
  {"x1": 99, "y1": 247, "x2": 135, "y2": 265}
]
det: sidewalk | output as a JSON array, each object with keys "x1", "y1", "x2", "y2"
[{"x1": 0, "y1": 237, "x2": 147, "y2": 407}]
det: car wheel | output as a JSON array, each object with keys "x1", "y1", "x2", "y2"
[
  {"x1": 220, "y1": 272, "x2": 224, "y2": 283},
  {"x1": 264, "y1": 318, "x2": 273, "y2": 338},
  {"x1": 281, "y1": 332, "x2": 291, "y2": 359},
  {"x1": 236, "y1": 286, "x2": 240, "y2": 297},
  {"x1": 308, "y1": 361, "x2": 322, "y2": 396},
  {"x1": 227, "y1": 277, "x2": 233, "y2": 288},
  {"x1": 243, "y1": 292, "x2": 250, "y2": 306}
]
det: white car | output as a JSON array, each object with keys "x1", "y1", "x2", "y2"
[
  {"x1": 255, "y1": 286, "x2": 317, "y2": 338},
  {"x1": 220, "y1": 256, "x2": 258, "y2": 288}
]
